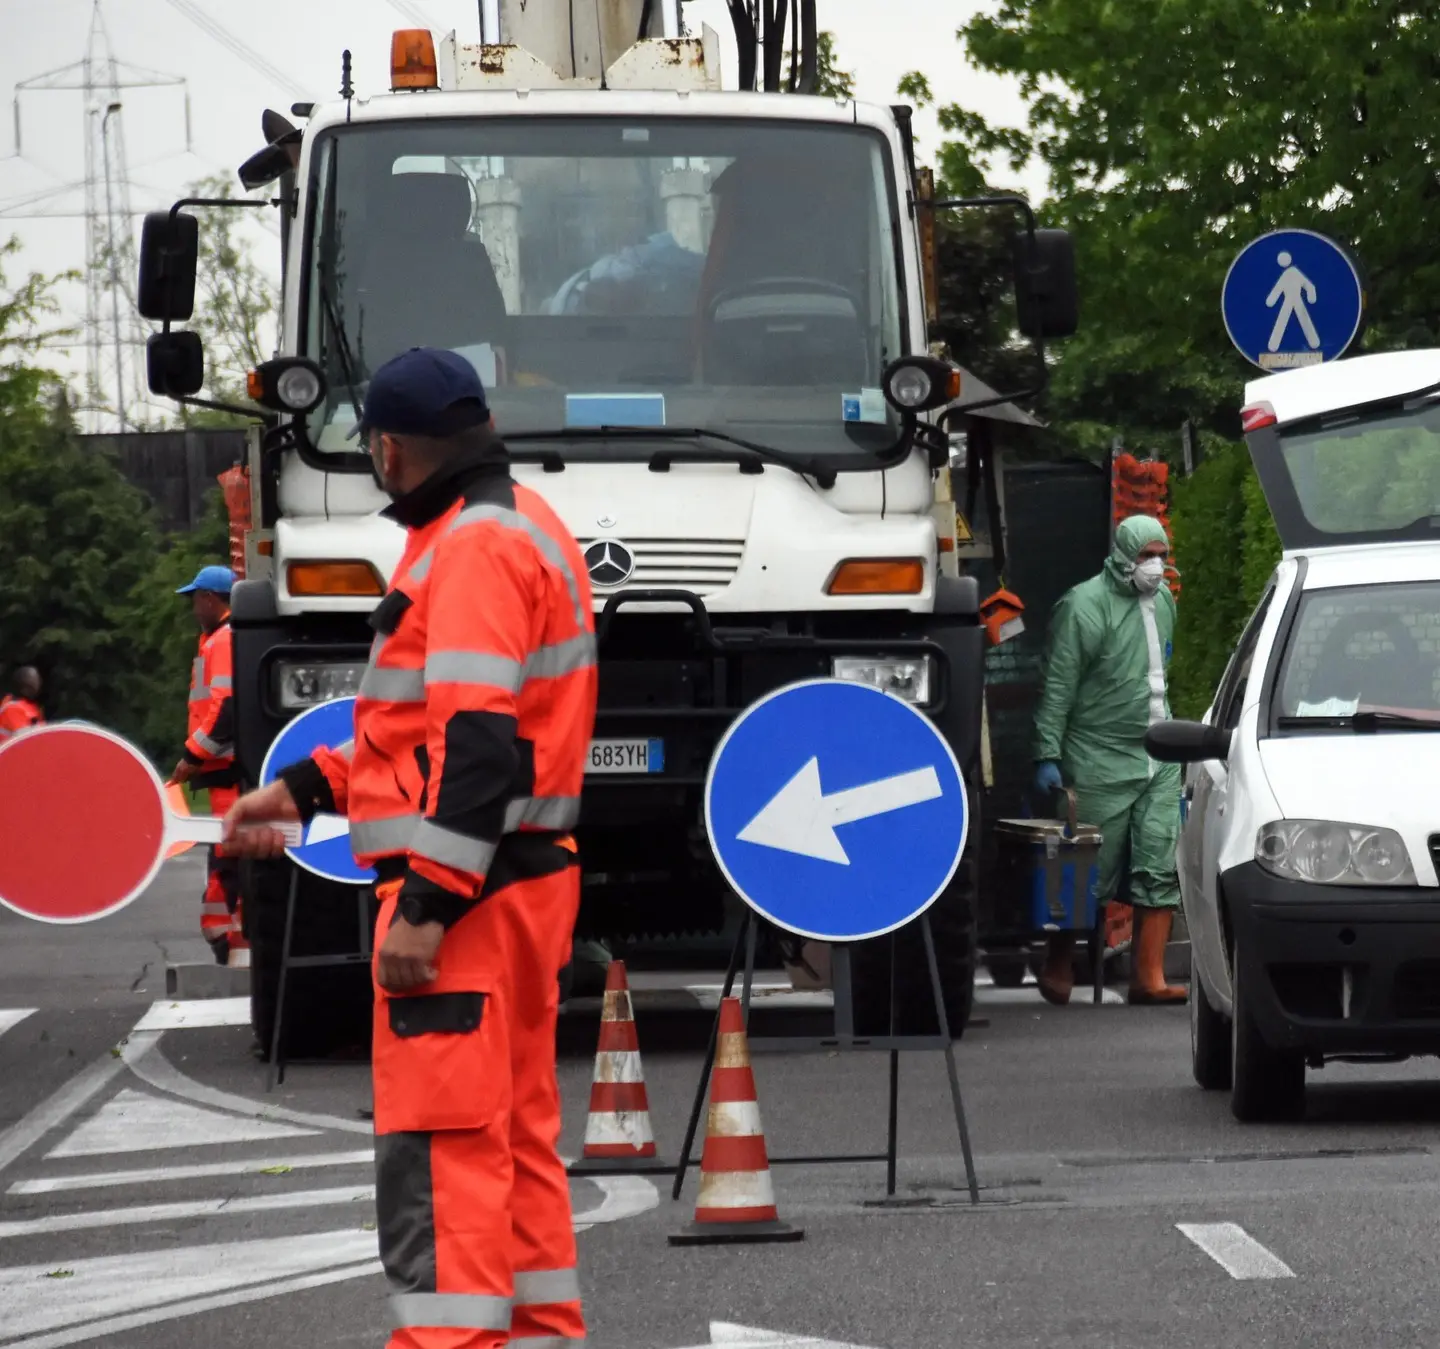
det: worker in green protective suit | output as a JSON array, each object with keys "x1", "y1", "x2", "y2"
[{"x1": 1032, "y1": 513, "x2": 1188, "y2": 1007}]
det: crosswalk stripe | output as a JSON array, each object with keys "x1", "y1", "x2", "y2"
[
  {"x1": 1177, "y1": 1222, "x2": 1296, "y2": 1279},
  {"x1": 0, "y1": 1184, "x2": 377, "y2": 1239},
  {"x1": 10, "y1": 1148, "x2": 375, "y2": 1195}
]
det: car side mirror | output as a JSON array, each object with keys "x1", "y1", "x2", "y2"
[
  {"x1": 137, "y1": 210, "x2": 199, "y2": 322},
  {"x1": 146, "y1": 330, "x2": 204, "y2": 397},
  {"x1": 1013, "y1": 227, "x2": 1078, "y2": 340},
  {"x1": 1146, "y1": 720, "x2": 1232, "y2": 765}
]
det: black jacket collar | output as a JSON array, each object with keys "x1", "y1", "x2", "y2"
[{"x1": 382, "y1": 444, "x2": 512, "y2": 529}]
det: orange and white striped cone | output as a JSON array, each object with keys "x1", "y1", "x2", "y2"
[
  {"x1": 568, "y1": 962, "x2": 671, "y2": 1176},
  {"x1": 669, "y1": 996, "x2": 803, "y2": 1245}
]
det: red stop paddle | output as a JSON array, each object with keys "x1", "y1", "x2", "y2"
[{"x1": 0, "y1": 724, "x2": 301, "y2": 924}]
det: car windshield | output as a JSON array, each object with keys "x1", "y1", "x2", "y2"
[
  {"x1": 301, "y1": 116, "x2": 905, "y2": 462},
  {"x1": 1276, "y1": 581, "x2": 1440, "y2": 724},
  {"x1": 1278, "y1": 399, "x2": 1440, "y2": 536}
]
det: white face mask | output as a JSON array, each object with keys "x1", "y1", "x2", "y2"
[{"x1": 1132, "y1": 556, "x2": 1166, "y2": 595}]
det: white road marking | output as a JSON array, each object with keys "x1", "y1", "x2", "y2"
[
  {"x1": 0, "y1": 1009, "x2": 36, "y2": 1038},
  {"x1": 0, "y1": 1039, "x2": 139, "y2": 1174},
  {"x1": 976, "y1": 985, "x2": 1125, "y2": 1007},
  {"x1": 697, "y1": 1324, "x2": 881, "y2": 1348},
  {"x1": 11, "y1": 1148, "x2": 375, "y2": 1195},
  {"x1": 572, "y1": 1174, "x2": 659, "y2": 1232},
  {"x1": 0, "y1": 1184, "x2": 376, "y2": 1239},
  {"x1": 132, "y1": 997, "x2": 252, "y2": 1032},
  {"x1": 46, "y1": 1087, "x2": 317, "y2": 1158},
  {"x1": 121, "y1": 1030, "x2": 372, "y2": 1134},
  {"x1": 0, "y1": 1228, "x2": 378, "y2": 1340},
  {"x1": 1177, "y1": 1222, "x2": 1296, "y2": 1279}
]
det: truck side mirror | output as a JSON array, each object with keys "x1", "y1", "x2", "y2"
[
  {"x1": 146, "y1": 330, "x2": 205, "y2": 397},
  {"x1": 1013, "y1": 227, "x2": 1078, "y2": 340},
  {"x1": 137, "y1": 210, "x2": 200, "y2": 322}
]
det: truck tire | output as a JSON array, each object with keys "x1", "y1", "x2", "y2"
[
  {"x1": 244, "y1": 860, "x2": 373, "y2": 1062},
  {"x1": 1229, "y1": 939, "x2": 1304, "y2": 1122},
  {"x1": 1191, "y1": 946, "x2": 1232, "y2": 1091},
  {"x1": 850, "y1": 863, "x2": 977, "y2": 1039}
]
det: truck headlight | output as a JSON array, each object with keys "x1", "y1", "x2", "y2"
[
  {"x1": 1255, "y1": 820, "x2": 1416, "y2": 887},
  {"x1": 831, "y1": 656, "x2": 933, "y2": 705},
  {"x1": 274, "y1": 660, "x2": 367, "y2": 710}
]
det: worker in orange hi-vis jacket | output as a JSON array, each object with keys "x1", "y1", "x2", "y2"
[
  {"x1": 170, "y1": 565, "x2": 248, "y2": 965},
  {"x1": 0, "y1": 666, "x2": 44, "y2": 743},
  {"x1": 222, "y1": 348, "x2": 597, "y2": 1349}
]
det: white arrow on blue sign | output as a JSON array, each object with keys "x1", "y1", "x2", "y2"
[
  {"x1": 259, "y1": 696, "x2": 375, "y2": 886},
  {"x1": 1221, "y1": 229, "x2": 1364, "y2": 371},
  {"x1": 705, "y1": 679, "x2": 967, "y2": 943}
]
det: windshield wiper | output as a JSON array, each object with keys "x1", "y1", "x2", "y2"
[
  {"x1": 506, "y1": 426, "x2": 841, "y2": 489},
  {"x1": 1277, "y1": 711, "x2": 1440, "y2": 732},
  {"x1": 318, "y1": 269, "x2": 364, "y2": 444}
]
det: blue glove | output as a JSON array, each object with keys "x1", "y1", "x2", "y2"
[{"x1": 1034, "y1": 762, "x2": 1064, "y2": 795}]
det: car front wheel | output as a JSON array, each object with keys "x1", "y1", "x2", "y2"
[
  {"x1": 1230, "y1": 939, "x2": 1305, "y2": 1122},
  {"x1": 1190, "y1": 945, "x2": 1232, "y2": 1090}
]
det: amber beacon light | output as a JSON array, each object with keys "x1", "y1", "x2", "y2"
[{"x1": 391, "y1": 30, "x2": 439, "y2": 89}]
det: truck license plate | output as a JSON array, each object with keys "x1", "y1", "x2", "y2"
[{"x1": 586, "y1": 738, "x2": 665, "y2": 775}]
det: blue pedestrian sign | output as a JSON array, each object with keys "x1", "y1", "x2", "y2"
[
  {"x1": 259, "y1": 696, "x2": 374, "y2": 885},
  {"x1": 705, "y1": 679, "x2": 968, "y2": 942},
  {"x1": 1222, "y1": 229, "x2": 1364, "y2": 371}
]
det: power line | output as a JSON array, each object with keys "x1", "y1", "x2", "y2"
[
  {"x1": 383, "y1": 0, "x2": 441, "y2": 28},
  {"x1": 157, "y1": 0, "x2": 308, "y2": 100}
]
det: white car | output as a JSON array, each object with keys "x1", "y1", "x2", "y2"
[{"x1": 1148, "y1": 349, "x2": 1440, "y2": 1122}]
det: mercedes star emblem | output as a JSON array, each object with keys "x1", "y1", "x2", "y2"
[{"x1": 584, "y1": 540, "x2": 636, "y2": 588}]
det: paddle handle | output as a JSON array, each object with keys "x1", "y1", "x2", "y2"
[{"x1": 172, "y1": 815, "x2": 304, "y2": 847}]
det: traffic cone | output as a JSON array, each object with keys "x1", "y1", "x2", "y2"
[
  {"x1": 669, "y1": 997, "x2": 803, "y2": 1245},
  {"x1": 568, "y1": 962, "x2": 671, "y2": 1176}
]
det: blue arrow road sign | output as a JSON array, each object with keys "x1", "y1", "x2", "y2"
[
  {"x1": 260, "y1": 696, "x2": 374, "y2": 885},
  {"x1": 1222, "y1": 229, "x2": 1364, "y2": 370},
  {"x1": 705, "y1": 679, "x2": 968, "y2": 942}
]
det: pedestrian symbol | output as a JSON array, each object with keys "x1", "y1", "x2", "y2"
[
  {"x1": 1222, "y1": 229, "x2": 1364, "y2": 371},
  {"x1": 1265, "y1": 251, "x2": 1319, "y2": 354}
]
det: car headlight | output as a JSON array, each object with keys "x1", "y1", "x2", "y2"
[
  {"x1": 831, "y1": 656, "x2": 933, "y2": 705},
  {"x1": 1255, "y1": 820, "x2": 1416, "y2": 886},
  {"x1": 273, "y1": 660, "x2": 367, "y2": 711}
]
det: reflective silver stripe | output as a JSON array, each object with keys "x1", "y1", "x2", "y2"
[
  {"x1": 408, "y1": 548, "x2": 434, "y2": 581},
  {"x1": 514, "y1": 1268, "x2": 582, "y2": 1305},
  {"x1": 193, "y1": 731, "x2": 232, "y2": 757},
  {"x1": 189, "y1": 656, "x2": 207, "y2": 701},
  {"x1": 350, "y1": 814, "x2": 420, "y2": 854},
  {"x1": 389, "y1": 1292, "x2": 511, "y2": 1331},
  {"x1": 201, "y1": 902, "x2": 231, "y2": 915},
  {"x1": 503, "y1": 796, "x2": 581, "y2": 832},
  {"x1": 210, "y1": 675, "x2": 233, "y2": 690},
  {"x1": 189, "y1": 684, "x2": 210, "y2": 703},
  {"x1": 526, "y1": 633, "x2": 597, "y2": 680},
  {"x1": 448, "y1": 503, "x2": 587, "y2": 628},
  {"x1": 410, "y1": 818, "x2": 497, "y2": 875},
  {"x1": 334, "y1": 739, "x2": 355, "y2": 760},
  {"x1": 358, "y1": 665, "x2": 426, "y2": 703},
  {"x1": 425, "y1": 650, "x2": 525, "y2": 693},
  {"x1": 512, "y1": 1338, "x2": 587, "y2": 1347}
]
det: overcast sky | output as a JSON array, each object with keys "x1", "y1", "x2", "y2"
[{"x1": 1, "y1": 0, "x2": 1042, "y2": 411}]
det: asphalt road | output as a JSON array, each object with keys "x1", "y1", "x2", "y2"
[{"x1": 4, "y1": 859, "x2": 1440, "y2": 1347}]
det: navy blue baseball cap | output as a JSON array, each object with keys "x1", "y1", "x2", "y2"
[
  {"x1": 176, "y1": 564, "x2": 235, "y2": 596},
  {"x1": 349, "y1": 347, "x2": 490, "y2": 441}
]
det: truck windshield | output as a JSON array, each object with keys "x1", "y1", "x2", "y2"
[
  {"x1": 301, "y1": 116, "x2": 906, "y2": 464},
  {"x1": 1275, "y1": 581, "x2": 1440, "y2": 726}
]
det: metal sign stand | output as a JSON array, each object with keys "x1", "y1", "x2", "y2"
[
  {"x1": 266, "y1": 874, "x2": 376, "y2": 1090},
  {"x1": 671, "y1": 906, "x2": 981, "y2": 1206}
]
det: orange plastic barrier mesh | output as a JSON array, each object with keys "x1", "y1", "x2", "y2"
[{"x1": 218, "y1": 466, "x2": 251, "y2": 580}]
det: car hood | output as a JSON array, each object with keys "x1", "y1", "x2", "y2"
[{"x1": 1257, "y1": 734, "x2": 1440, "y2": 884}]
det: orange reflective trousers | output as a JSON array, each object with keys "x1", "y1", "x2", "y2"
[{"x1": 374, "y1": 856, "x2": 585, "y2": 1348}]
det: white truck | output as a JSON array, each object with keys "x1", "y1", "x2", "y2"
[{"x1": 137, "y1": 0, "x2": 1078, "y2": 1055}]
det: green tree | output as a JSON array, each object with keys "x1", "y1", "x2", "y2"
[
  {"x1": 782, "y1": 30, "x2": 853, "y2": 98},
  {"x1": 907, "y1": 1, "x2": 1440, "y2": 454}
]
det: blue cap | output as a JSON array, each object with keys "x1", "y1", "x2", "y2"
[
  {"x1": 176, "y1": 565, "x2": 235, "y2": 596},
  {"x1": 349, "y1": 347, "x2": 490, "y2": 441}
]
